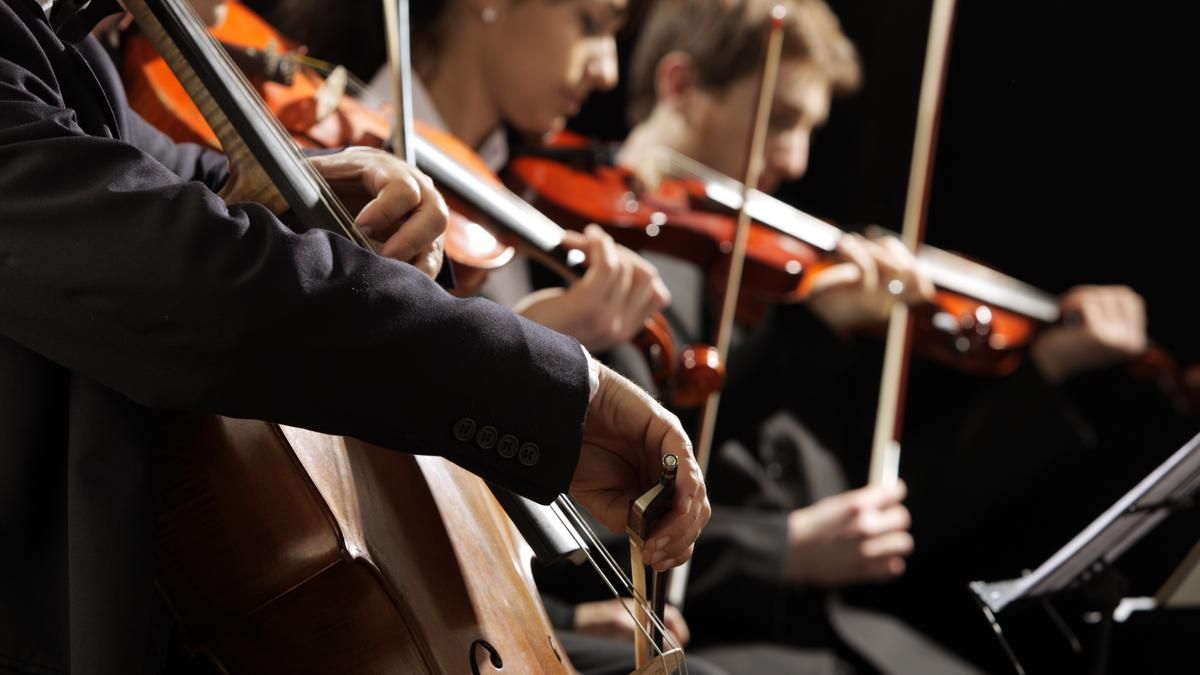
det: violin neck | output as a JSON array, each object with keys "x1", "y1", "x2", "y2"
[
  {"x1": 665, "y1": 149, "x2": 1062, "y2": 323},
  {"x1": 863, "y1": 226, "x2": 1061, "y2": 323},
  {"x1": 664, "y1": 149, "x2": 842, "y2": 253},
  {"x1": 412, "y1": 135, "x2": 581, "y2": 273},
  {"x1": 221, "y1": 40, "x2": 296, "y2": 85}
]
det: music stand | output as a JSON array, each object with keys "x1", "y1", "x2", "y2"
[{"x1": 969, "y1": 430, "x2": 1200, "y2": 673}]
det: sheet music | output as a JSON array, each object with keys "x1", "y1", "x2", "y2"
[
  {"x1": 972, "y1": 431, "x2": 1200, "y2": 612},
  {"x1": 1156, "y1": 540, "x2": 1200, "y2": 608}
]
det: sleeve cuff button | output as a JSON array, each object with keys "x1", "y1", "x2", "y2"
[
  {"x1": 497, "y1": 434, "x2": 520, "y2": 459},
  {"x1": 476, "y1": 425, "x2": 498, "y2": 449},
  {"x1": 518, "y1": 443, "x2": 540, "y2": 467},
  {"x1": 453, "y1": 418, "x2": 477, "y2": 441}
]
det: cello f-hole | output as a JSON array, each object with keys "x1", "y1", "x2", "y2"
[{"x1": 470, "y1": 639, "x2": 504, "y2": 673}]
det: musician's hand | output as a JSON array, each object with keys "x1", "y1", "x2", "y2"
[
  {"x1": 785, "y1": 481, "x2": 913, "y2": 586},
  {"x1": 571, "y1": 363, "x2": 709, "y2": 572},
  {"x1": 616, "y1": 140, "x2": 672, "y2": 192},
  {"x1": 1031, "y1": 285, "x2": 1147, "y2": 383},
  {"x1": 515, "y1": 225, "x2": 670, "y2": 352},
  {"x1": 574, "y1": 598, "x2": 691, "y2": 647},
  {"x1": 806, "y1": 234, "x2": 935, "y2": 332},
  {"x1": 308, "y1": 148, "x2": 448, "y2": 279}
]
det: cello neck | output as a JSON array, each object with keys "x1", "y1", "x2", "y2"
[{"x1": 124, "y1": 0, "x2": 364, "y2": 245}]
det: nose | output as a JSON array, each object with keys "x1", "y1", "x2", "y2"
[
  {"x1": 767, "y1": 127, "x2": 811, "y2": 182},
  {"x1": 586, "y1": 36, "x2": 620, "y2": 92}
]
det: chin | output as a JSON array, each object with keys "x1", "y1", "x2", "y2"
[{"x1": 512, "y1": 112, "x2": 564, "y2": 140}]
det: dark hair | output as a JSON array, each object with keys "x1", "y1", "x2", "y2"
[{"x1": 262, "y1": 0, "x2": 448, "y2": 81}]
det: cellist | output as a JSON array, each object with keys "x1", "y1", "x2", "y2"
[{"x1": 0, "y1": 2, "x2": 709, "y2": 674}]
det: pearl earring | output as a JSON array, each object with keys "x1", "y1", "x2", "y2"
[{"x1": 481, "y1": 6, "x2": 497, "y2": 23}]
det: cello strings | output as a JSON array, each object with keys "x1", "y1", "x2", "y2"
[
  {"x1": 170, "y1": 0, "x2": 370, "y2": 249},
  {"x1": 553, "y1": 495, "x2": 686, "y2": 664},
  {"x1": 552, "y1": 495, "x2": 686, "y2": 670}
]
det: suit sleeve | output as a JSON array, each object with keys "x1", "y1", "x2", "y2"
[
  {"x1": 0, "y1": 17, "x2": 586, "y2": 504},
  {"x1": 718, "y1": 303, "x2": 860, "y2": 452},
  {"x1": 122, "y1": 107, "x2": 229, "y2": 188},
  {"x1": 684, "y1": 506, "x2": 802, "y2": 644}
]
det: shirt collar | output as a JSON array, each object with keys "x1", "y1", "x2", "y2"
[{"x1": 367, "y1": 66, "x2": 509, "y2": 172}]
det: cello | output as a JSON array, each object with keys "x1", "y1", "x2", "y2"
[
  {"x1": 118, "y1": 0, "x2": 571, "y2": 666},
  {"x1": 121, "y1": 0, "x2": 694, "y2": 672}
]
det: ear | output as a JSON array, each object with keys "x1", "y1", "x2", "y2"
[
  {"x1": 462, "y1": 0, "x2": 510, "y2": 19},
  {"x1": 655, "y1": 51, "x2": 700, "y2": 115}
]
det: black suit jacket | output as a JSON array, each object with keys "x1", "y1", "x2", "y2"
[{"x1": 0, "y1": 1, "x2": 590, "y2": 673}]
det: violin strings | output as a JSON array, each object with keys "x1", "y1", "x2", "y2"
[{"x1": 553, "y1": 495, "x2": 686, "y2": 662}]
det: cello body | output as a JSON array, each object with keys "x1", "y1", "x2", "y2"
[{"x1": 157, "y1": 416, "x2": 572, "y2": 674}]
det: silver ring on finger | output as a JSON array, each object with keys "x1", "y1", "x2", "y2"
[{"x1": 887, "y1": 278, "x2": 906, "y2": 296}]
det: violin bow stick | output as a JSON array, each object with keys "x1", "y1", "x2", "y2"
[
  {"x1": 668, "y1": 5, "x2": 788, "y2": 608},
  {"x1": 382, "y1": 0, "x2": 416, "y2": 164},
  {"x1": 868, "y1": 0, "x2": 957, "y2": 485},
  {"x1": 627, "y1": 456, "x2": 686, "y2": 674}
]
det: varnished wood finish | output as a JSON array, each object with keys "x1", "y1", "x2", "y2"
[
  {"x1": 156, "y1": 418, "x2": 572, "y2": 674},
  {"x1": 125, "y1": 0, "x2": 574, "y2": 670}
]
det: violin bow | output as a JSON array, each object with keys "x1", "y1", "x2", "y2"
[
  {"x1": 667, "y1": 5, "x2": 789, "y2": 608},
  {"x1": 381, "y1": 0, "x2": 416, "y2": 164},
  {"x1": 378, "y1": 4, "x2": 688, "y2": 670},
  {"x1": 868, "y1": 0, "x2": 957, "y2": 485}
]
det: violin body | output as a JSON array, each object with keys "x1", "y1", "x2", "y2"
[
  {"x1": 122, "y1": 0, "x2": 389, "y2": 149},
  {"x1": 158, "y1": 416, "x2": 570, "y2": 674},
  {"x1": 121, "y1": 0, "x2": 513, "y2": 294},
  {"x1": 506, "y1": 130, "x2": 821, "y2": 325},
  {"x1": 506, "y1": 131, "x2": 1055, "y2": 376}
]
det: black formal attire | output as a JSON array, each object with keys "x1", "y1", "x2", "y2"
[
  {"x1": 710, "y1": 297, "x2": 1197, "y2": 674},
  {"x1": 0, "y1": 2, "x2": 593, "y2": 673},
  {"x1": 526, "y1": 245, "x2": 980, "y2": 674}
]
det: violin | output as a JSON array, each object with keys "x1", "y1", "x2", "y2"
[
  {"x1": 505, "y1": 133, "x2": 1112, "y2": 373},
  {"x1": 507, "y1": 133, "x2": 1200, "y2": 417},
  {"x1": 120, "y1": 0, "x2": 514, "y2": 295},
  {"x1": 507, "y1": 131, "x2": 822, "y2": 330},
  {"x1": 413, "y1": 123, "x2": 722, "y2": 406},
  {"x1": 121, "y1": 0, "x2": 389, "y2": 149}
]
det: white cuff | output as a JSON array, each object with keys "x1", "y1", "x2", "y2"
[{"x1": 582, "y1": 345, "x2": 600, "y2": 404}]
